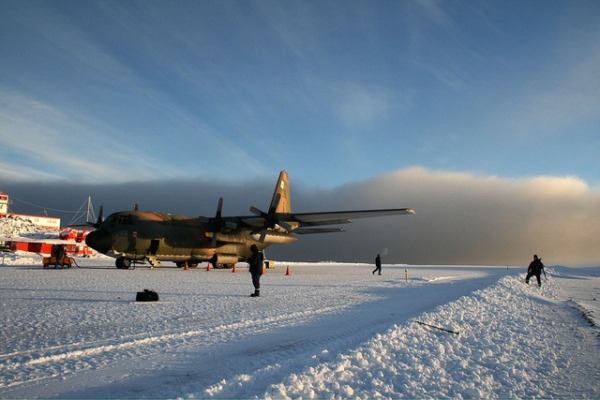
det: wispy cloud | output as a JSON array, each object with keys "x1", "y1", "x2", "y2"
[
  {"x1": 0, "y1": 90, "x2": 182, "y2": 182},
  {"x1": 330, "y1": 83, "x2": 399, "y2": 129},
  {"x1": 503, "y1": 46, "x2": 600, "y2": 138}
]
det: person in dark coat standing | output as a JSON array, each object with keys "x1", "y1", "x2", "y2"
[
  {"x1": 248, "y1": 244, "x2": 264, "y2": 297},
  {"x1": 373, "y1": 254, "x2": 382, "y2": 275},
  {"x1": 53, "y1": 244, "x2": 65, "y2": 269},
  {"x1": 525, "y1": 254, "x2": 545, "y2": 287}
]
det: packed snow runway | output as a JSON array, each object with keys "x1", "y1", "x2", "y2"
[{"x1": 0, "y1": 254, "x2": 598, "y2": 399}]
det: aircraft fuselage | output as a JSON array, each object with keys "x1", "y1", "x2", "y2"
[{"x1": 86, "y1": 210, "x2": 296, "y2": 269}]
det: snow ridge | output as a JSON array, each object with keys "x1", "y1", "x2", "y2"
[{"x1": 216, "y1": 273, "x2": 598, "y2": 399}]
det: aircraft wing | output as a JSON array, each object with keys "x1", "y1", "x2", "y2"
[
  {"x1": 288, "y1": 208, "x2": 415, "y2": 227},
  {"x1": 230, "y1": 208, "x2": 414, "y2": 234}
]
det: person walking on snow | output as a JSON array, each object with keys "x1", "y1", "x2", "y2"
[
  {"x1": 525, "y1": 254, "x2": 545, "y2": 287},
  {"x1": 373, "y1": 254, "x2": 382, "y2": 275},
  {"x1": 248, "y1": 244, "x2": 264, "y2": 297}
]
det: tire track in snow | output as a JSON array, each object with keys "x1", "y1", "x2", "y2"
[{"x1": 0, "y1": 305, "x2": 346, "y2": 389}]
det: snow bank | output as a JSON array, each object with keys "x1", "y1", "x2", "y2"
[
  {"x1": 0, "y1": 251, "x2": 39, "y2": 265},
  {"x1": 263, "y1": 272, "x2": 598, "y2": 399},
  {"x1": 0, "y1": 216, "x2": 60, "y2": 243},
  {"x1": 0, "y1": 216, "x2": 40, "y2": 238}
]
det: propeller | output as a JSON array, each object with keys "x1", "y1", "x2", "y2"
[
  {"x1": 87, "y1": 206, "x2": 104, "y2": 229},
  {"x1": 249, "y1": 194, "x2": 293, "y2": 242},
  {"x1": 199, "y1": 198, "x2": 237, "y2": 247}
]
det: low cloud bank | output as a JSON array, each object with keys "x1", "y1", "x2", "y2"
[
  {"x1": 2, "y1": 167, "x2": 598, "y2": 266},
  {"x1": 275, "y1": 167, "x2": 600, "y2": 266}
]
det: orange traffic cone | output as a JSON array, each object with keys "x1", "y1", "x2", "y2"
[
  {"x1": 206, "y1": 262, "x2": 211, "y2": 271},
  {"x1": 285, "y1": 265, "x2": 291, "y2": 276},
  {"x1": 232, "y1": 263, "x2": 237, "y2": 273},
  {"x1": 262, "y1": 264, "x2": 266, "y2": 275},
  {"x1": 184, "y1": 262, "x2": 189, "y2": 271}
]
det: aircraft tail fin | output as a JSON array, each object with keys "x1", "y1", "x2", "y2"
[{"x1": 269, "y1": 170, "x2": 292, "y2": 214}]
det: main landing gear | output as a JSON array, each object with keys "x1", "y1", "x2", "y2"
[{"x1": 116, "y1": 257, "x2": 131, "y2": 269}]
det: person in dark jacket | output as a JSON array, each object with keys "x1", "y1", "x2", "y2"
[
  {"x1": 373, "y1": 254, "x2": 382, "y2": 275},
  {"x1": 53, "y1": 244, "x2": 65, "y2": 269},
  {"x1": 247, "y1": 244, "x2": 264, "y2": 297},
  {"x1": 525, "y1": 254, "x2": 545, "y2": 287}
]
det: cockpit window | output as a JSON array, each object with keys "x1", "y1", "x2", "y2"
[{"x1": 116, "y1": 214, "x2": 134, "y2": 225}]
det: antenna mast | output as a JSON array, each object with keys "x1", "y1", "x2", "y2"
[
  {"x1": 66, "y1": 196, "x2": 97, "y2": 226},
  {"x1": 86, "y1": 196, "x2": 96, "y2": 224}
]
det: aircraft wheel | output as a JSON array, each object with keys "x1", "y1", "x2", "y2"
[{"x1": 116, "y1": 257, "x2": 131, "y2": 269}]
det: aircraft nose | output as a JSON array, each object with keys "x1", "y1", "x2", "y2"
[{"x1": 85, "y1": 229, "x2": 112, "y2": 254}]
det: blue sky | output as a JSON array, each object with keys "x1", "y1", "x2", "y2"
[
  {"x1": 1, "y1": 0, "x2": 600, "y2": 266},
  {"x1": 1, "y1": 0, "x2": 599, "y2": 188}
]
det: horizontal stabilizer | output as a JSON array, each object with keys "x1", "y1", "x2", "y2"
[{"x1": 293, "y1": 227, "x2": 346, "y2": 234}]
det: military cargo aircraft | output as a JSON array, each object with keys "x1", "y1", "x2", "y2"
[{"x1": 85, "y1": 171, "x2": 415, "y2": 269}]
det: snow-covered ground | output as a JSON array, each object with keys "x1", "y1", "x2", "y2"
[{"x1": 0, "y1": 253, "x2": 598, "y2": 399}]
